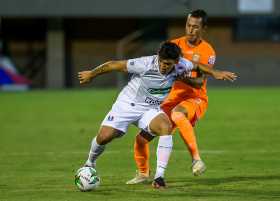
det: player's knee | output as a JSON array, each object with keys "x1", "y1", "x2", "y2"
[
  {"x1": 156, "y1": 121, "x2": 172, "y2": 135},
  {"x1": 96, "y1": 134, "x2": 107, "y2": 145},
  {"x1": 149, "y1": 114, "x2": 172, "y2": 136},
  {"x1": 171, "y1": 110, "x2": 185, "y2": 123},
  {"x1": 136, "y1": 134, "x2": 148, "y2": 145},
  {"x1": 172, "y1": 105, "x2": 188, "y2": 118},
  {"x1": 96, "y1": 133, "x2": 113, "y2": 145},
  {"x1": 96, "y1": 127, "x2": 122, "y2": 145}
]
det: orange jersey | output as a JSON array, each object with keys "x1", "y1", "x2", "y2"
[{"x1": 171, "y1": 36, "x2": 216, "y2": 103}]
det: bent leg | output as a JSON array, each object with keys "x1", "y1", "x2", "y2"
[
  {"x1": 126, "y1": 130, "x2": 155, "y2": 185},
  {"x1": 154, "y1": 135, "x2": 173, "y2": 180},
  {"x1": 85, "y1": 125, "x2": 124, "y2": 167},
  {"x1": 171, "y1": 102, "x2": 200, "y2": 160},
  {"x1": 134, "y1": 130, "x2": 155, "y2": 174},
  {"x1": 148, "y1": 113, "x2": 173, "y2": 183},
  {"x1": 149, "y1": 113, "x2": 172, "y2": 136}
]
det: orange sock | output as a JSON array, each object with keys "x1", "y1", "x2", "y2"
[
  {"x1": 171, "y1": 111, "x2": 201, "y2": 160},
  {"x1": 134, "y1": 134, "x2": 150, "y2": 174}
]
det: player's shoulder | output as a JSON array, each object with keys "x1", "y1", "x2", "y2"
[
  {"x1": 200, "y1": 40, "x2": 216, "y2": 55},
  {"x1": 130, "y1": 55, "x2": 155, "y2": 64},
  {"x1": 170, "y1": 36, "x2": 185, "y2": 46},
  {"x1": 127, "y1": 55, "x2": 156, "y2": 74}
]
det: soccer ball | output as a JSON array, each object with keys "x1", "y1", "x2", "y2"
[{"x1": 75, "y1": 167, "x2": 100, "y2": 191}]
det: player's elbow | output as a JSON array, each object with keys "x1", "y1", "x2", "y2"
[{"x1": 106, "y1": 60, "x2": 127, "y2": 72}]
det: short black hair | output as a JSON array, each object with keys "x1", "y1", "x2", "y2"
[
  {"x1": 157, "y1": 41, "x2": 181, "y2": 60},
  {"x1": 189, "y1": 9, "x2": 208, "y2": 27}
]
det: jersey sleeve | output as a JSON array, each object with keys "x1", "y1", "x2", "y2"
[
  {"x1": 175, "y1": 57, "x2": 194, "y2": 75},
  {"x1": 200, "y1": 45, "x2": 216, "y2": 68},
  {"x1": 126, "y1": 57, "x2": 149, "y2": 74}
]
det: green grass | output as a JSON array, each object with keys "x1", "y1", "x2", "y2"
[{"x1": 0, "y1": 88, "x2": 280, "y2": 201}]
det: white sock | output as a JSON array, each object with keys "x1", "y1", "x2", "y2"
[
  {"x1": 85, "y1": 137, "x2": 105, "y2": 167},
  {"x1": 154, "y1": 135, "x2": 173, "y2": 179}
]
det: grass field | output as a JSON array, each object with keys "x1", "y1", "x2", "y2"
[{"x1": 0, "y1": 88, "x2": 280, "y2": 201}]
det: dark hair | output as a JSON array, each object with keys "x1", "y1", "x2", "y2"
[
  {"x1": 189, "y1": 9, "x2": 208, "y2": 27},
  {"x1": 157, "y1": 41, "x2": 181, "y2": 60}
]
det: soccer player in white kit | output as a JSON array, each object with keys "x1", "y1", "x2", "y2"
[{"x1": 78, "y1": 41, "x2": 236, "y2": 187}]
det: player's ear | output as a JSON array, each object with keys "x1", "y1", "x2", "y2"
[{"x1": 202, "y1": 25, "x2": 207, "y2": 33}]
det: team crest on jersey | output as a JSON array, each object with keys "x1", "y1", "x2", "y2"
[
  {"x1": 129, "y1": 61, "x2": 135, "y2": 66},
  {"x1": 107, "y1": 115, "x2": 114, "y2": 121},
  {"x1": 192, "y1": 53, "x2": 201, "y2": 63},
  {"x1": 208, "y1": 56, "x2": 216, "y2": 65}
]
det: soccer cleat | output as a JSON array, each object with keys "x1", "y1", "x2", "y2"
[
  {"x1": 126, "y1": 170, "x2": 150, "y2": 185},
  {"x1": 152, "y1": 177, "x2": 166, "y2": 189},
  {"x1": 192, "y1": 160, "x2": 206, "y2": 176}
]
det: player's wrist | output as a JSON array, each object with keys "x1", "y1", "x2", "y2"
[{"x1": 89, "y1": 70, "x2": 97, "y2": 79}]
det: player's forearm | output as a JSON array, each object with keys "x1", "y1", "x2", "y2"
[
  {"x1": 196, "y1": 64, "x2": 237, "y2": 81},
  {"x1": 91, "y1": 60, "x2": 127, "y2": 79},
  {"x1": 196, "y1": 63, "x2": 215, "y2": 76}
]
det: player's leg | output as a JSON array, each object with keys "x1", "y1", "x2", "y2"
[
  {"x1": 148, "y1": 112, "x2": 173, "y2": 188},
  {"x1": 126, "y1": 130, "x2": 155, "y2": 185},
  {"x1": 85, "y1": 100, "x2": 138, "y2": 168},
  {"x1": 134, "y1": 131, "x2": 155, "y2": 174},
  {"x1": 137, "y1": 109, "x2": 173, "y2": 188},
  {"x1": 171, "y1": 99, "x2": 207, "y2": 176},
  {"x1": 172, "y1": 103, "x2": 200, "y2": 160},
  {"x1": 148, "y1": 95, "x2": 178, "y2": 184},
  {"x1": 85, "y1": 126, "x2": 124, "y2": 167}
]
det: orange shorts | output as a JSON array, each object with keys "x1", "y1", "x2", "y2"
[{"x1": 161, "y1": 97, "x2": 208, "y2": 127}]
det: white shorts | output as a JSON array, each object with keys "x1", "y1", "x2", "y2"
[{"x1": 101, "y1": 100, "x2": 164, "y2": 135}]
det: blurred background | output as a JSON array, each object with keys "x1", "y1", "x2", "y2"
[
  {"x1": 1, "y1": 1, "x2": 280, "y2": 200},
  {"x1": 0, "y1": 0, "x2": 279, "y2": 90}
]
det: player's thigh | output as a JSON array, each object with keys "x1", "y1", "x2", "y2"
[
  {"x1": 174, "y1": 99, "x2": 200, "y2": 120},
  {"x1": 175, "y1": 98, "x2": 207, "y2": 121},
  {"x1": 101, "y1": 100, "x2": 143, "y2": 134},
  {"x1": 138, "y1": 108, "x2": 172, "y2": 136}
]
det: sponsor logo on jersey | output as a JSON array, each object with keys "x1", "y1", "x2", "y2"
[
  {"x1": 192, "y1": 53, "x2": 201, "y2": 63},
  {"x1": 144, "y1": 97, "x2": 161, "y2": 106},
  {"x1": 147, "y1": 87, "x2": 171, "y2": 95},
  {"x1": 208, "y1": 56, "x2": 216, "y2": 65},
  {"x1": 129, "y1": 61, "x2": 135, "y2": 66}
]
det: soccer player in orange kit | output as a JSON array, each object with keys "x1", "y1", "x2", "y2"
[{"x1": 126, "y1": 9, "x2": 230, "y2": 188}]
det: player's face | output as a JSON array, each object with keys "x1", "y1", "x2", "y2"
[
  {"x1": 185, "y1": 16, "x2": 203, "y2": 44},
  {"x1": 158, "y1": 58, "x2": 178, "y2": 75}
]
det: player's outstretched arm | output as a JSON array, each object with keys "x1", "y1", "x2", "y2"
[
  {"x1": 78, "y1": 60, "x2": 127, "y2": 84},
  {"x1": 196, "y1": 63, "x2": 237, "y2": 82}
]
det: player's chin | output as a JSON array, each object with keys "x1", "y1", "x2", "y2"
[{"x1": 187, "y1": 36, "x2": 196, "y2": 43}]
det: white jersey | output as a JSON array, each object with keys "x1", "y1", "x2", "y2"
[{"x1": 117, "y1": 55, "x2": 194, "y2": 107}]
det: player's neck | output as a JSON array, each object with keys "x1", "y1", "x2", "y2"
[{"x1": 186, "y1": 38, "x2": 202, "y2": 47}]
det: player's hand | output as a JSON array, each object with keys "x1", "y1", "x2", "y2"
[
  {"x1": 212, "y1": 70, "x2": 237, "y2": 82},
  {"x1": 78, "y1": 71, "x2": 94, "y2": 84}
]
